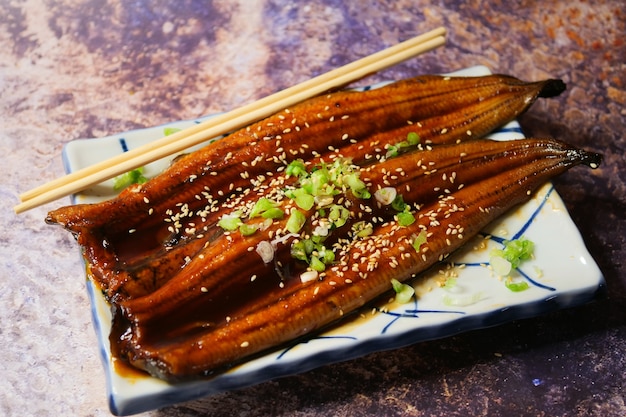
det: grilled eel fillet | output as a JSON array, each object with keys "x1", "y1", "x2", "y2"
[
  {"x1": 109, "y1": 138, "x2": 600, "y2": 381},
  {"x1": 47, "y1": 74, "x2": 565, "y2": 302},
  {"x1": 44, "y1": 75, "x2": 598, "y2": 381}
]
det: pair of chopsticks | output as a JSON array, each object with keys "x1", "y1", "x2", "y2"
[{"x1": 14, "y1": 27, "x2": 446, "y2": 214}]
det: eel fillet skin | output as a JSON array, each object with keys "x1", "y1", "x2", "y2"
[
  {"x1": 108, "y1": 137, "x2": 600, "y2": 380},
  {"x1": 47, "y1": 74, "x2": 565, "y2": 303}
]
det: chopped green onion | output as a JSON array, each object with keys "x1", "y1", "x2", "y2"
[
  {"x1": 391, "y1": 278, "x2": 415, "y2": 304},
  {"x1": 443, "y1": 277, "x2": 457, "y2": 289},
  {"x1": 442, "y1": 292, "x2": 483, "y2": 307},
  {"x1": 490, "y1": 237, "x2": 535, "y2": 269},
  {"x1": 239, "y1": 223, "x2": 259, "y2": 236},
  {"x1": 286, "y1": 160, "x2": 307, "y2": 177},
  {"x1": 286, "y1": 210, "x2": 306, "y2": 234},
  {"x1": 309, "y1": 169, "x2": 331, "y2": 195},
  {"x1": 302, "y1": 239, "x2": 316, "y2": 254},
  {"x1": 311, "y1": 233, "x2": 326, "y2": 244},
  {"x1": 397, "y1": 211, "x2": 415, "y2": 227},
  {"x1": 290, "y1": 241, "x2": 308, "y2": 262},
  {"x1": 412, "y1": 230, "x2": 428, "y2": 252},
  {"x1": 328, "y1": 204, "x2": 350, "y2": 228},
  {"x1": 314, "y1": 193, "x2": 335, "y2": 208},
  {"x1": 249, "y1": 198, "x2": 277, "y2": 218},
  {"x1": 505, "y1": 280, "x2": 530, "y2": 292},
  {"x1": 385, "y1": 132, "x2": 420, "y2": 159},
  {"x1": 343, "y1": 173, "x2": 370, "y2": 198},
  {"x1": 113, "y1": 167, "x2": 148, "y2": 191},
  {"x1": 218, "y1": 212, "x2": 243, "y2": 231},
  {"x1": 300, "y1": 270, "x2": 319, "y2": 283},
  {"x1": 309, "y1": 256, "x2": 326, "y2": 272},
  {"x1": 406, "y1": 132, "x2": 420, "y2": 145},
  {"x1": 296, "y1": 193, "x2": 315, "y2": 210},
  {"x1": 489, "y1": 237, "x2": 535, "y2": 291},
  {"x1": 352, "y1": 186, "x2": 371, "y2": 199},
  {"x1": 319, "y1": 247, "x2": 335, "y2": 264},
  {"x1": 256, "y1": 240, "x2": 274, "y2": 263},
  {"x1": 374, "y1": 187, "x2": 397, "y2": 205},
  {"x1": 261, "y1": 207, "x2": 284, "y2": 220},
  {"x1": 385, "y1": 144, "x2": 400, "y2": 158},
  {"x1": 352, "y1": 221, "x2": 373, "y2": 238},
  {"x1": 343, "y1": 173, "x2": 363, "y2": 191},
  {"x1": 163, "y1": 127, "x2": 182, "y2": 136},
  {"x1": 290, "y1": 238, "x2": 334, "y2": 271},
  {"x1": 391, "y1": 194, "x2": 407, "y2": 212},
  {"x1": 286, "y1": 187, "x2": 315, "y2": 210},
  {"x1": 490, "y1": 255, "x2": 512, "y2": 276}
]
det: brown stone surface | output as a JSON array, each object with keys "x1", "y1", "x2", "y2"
[{"x1": 1, "y1": 1, "x2": 624, "y2": 416}]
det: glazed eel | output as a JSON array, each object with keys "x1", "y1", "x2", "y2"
[
  {"x1": 44, "y1": 74, "x2": 599, "y2": 381},
  {"x1": 111, "y1": 138, "x2": 601, "y2": 380},
  {"x1": 48, "y1": 74, "x2": 564, "y2": 302}
]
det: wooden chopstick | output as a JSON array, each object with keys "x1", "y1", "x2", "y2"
[{"x1": 15, "y1": 27, "x2": 446, "y2": 214}]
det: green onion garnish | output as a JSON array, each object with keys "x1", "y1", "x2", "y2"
[
  {"x1": 412, "y1": 230, "x2": 428, "y2": 252},
  {"x1": 490, "y1": 236, "x2": 535, "y2": 276},
  {"x1": 261, "y1": 207, "x2": 284, "y2": 220},
  {"x1": 344, "y1": 174, "x2": 370, "y2": 199},
  {"x1": 385, "y1": 132, "x2": 420, "y2": 158},
  {"x1": 309, "y1": 169, "x2": 331, "y2": 195},
  {"x1": 218, "y1": 212, "x2": 243, "y2": 231},
  {"x1": 374, "y1": 187, "x2": 397, "y2": 205},
  {"x1": 239, "y1": 223, "x2": 259, "y2": 236},
  {"x1": 385, "y1": 144, "x2": 400, "y2": 158},
  {"x1": 319, "y1": 247, "x2": 335, "y2": 264},
  {"x1": 442, "y1": 292, "x2": 483, "y2": 307},
  {"x1": 328, "y1": 204, "x2": 350, "y2": 228},
  {"x1": 290, "y1": 241, "x2": 309, "y2": 262},
  {"x1": 286, "y1": 159, "x2": 307, "y2": 177},
  {"x1": 290, "y1": 238, "x2": 334, "y2": 271},
  {"x1": 391, "y1": 194, "x2": 407, "y2": 212},
  {"x1": 406, "y1": 132, "x2": 420, "y2": 145},
  {"x1": 490, "y1": 255, "x2": 512, "y2": 276},
  {"x1": 249, "y1": 198, "x2": 278, "y2": 218},
  {"x1": 493, "y1": 237, "x2": 535, "y2": 269},
  {"x1": 286, "y1": 209, "x2": 306, "y2": 234},
  {"x1": 286, "y1": 187, "x2": 315, "y2": 210},
  {"x1": 397, "y1": 211, "x2": 416, "y2": 227},
  {"x1": 163, "y1": 127, "x2": 182, "y2": 136},
  {"x1": 505, "y1": 280, "x2": 530, "y2": 292},
  {"x1": 113, "y1": 167, "x2": 148, "y2": 191},
  {"x1": 352, "y1": 221, "x2": 373, "y2": 238},
  {"x1": 391, "y1": 278, "x2": 415, "y2": 304},
  {"x1": 443, "y1": 277, "x2": 457, "y2": 289},
  {"x1": 309, "y1": 256, "x2": 326, "y2": 272}
]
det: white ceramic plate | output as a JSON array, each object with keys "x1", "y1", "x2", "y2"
[{"x1": 62, "y1": 66, "x2": 604, "y2": 416}]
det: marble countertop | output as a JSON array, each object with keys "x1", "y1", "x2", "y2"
[{"x1": 1, "y1": 1, "x2": 624, "y2": 416}]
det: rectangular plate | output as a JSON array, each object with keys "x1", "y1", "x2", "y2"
[{"x1": 62, "y1": 66, "x2": 604, "y2": 415}]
